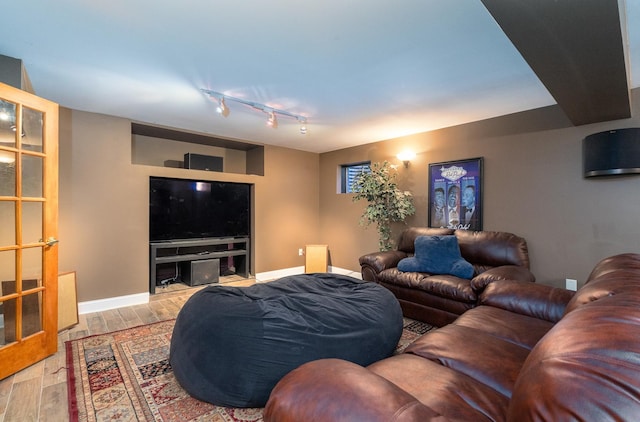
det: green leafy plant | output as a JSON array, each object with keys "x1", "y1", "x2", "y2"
[{"x1": 352, "y1": 161, "x2": 415, "y2": 251}]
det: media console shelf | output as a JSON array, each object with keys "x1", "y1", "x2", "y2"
[{"x1": 149, "y1": 237, "x2": 250, "y2": 294}]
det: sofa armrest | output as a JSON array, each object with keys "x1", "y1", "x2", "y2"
[
  {"x1": 471, "y1": 265, "x2": 536, "y2": 291},
  {"x1": 264, "y1": 359, "x2": 443, "y2": 422},
  {"x1": 478, "y1": 279, "x2": 575, "y2": 323},
  {"x1": 359, "y1": 251, "x2": 408, "y2": 282}
]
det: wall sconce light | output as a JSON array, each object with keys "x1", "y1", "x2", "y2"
[{"x1": 397, "y1": 151, "x2": 416, "y2": 168}]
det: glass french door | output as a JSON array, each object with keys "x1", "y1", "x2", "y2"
[{"x1": 0, "y1": 82, "x2": 59, "y2": 379}]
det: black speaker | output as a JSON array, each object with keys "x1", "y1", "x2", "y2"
[
  {"x1": 181, "y1": 259, "x2": 220, "y2": 286},
  {"x1": 583, "y1": 128, "x2": 640, "y2": 177},
  {"x1": 184, "y1": 153, "x2": 223, "y2": 172}
]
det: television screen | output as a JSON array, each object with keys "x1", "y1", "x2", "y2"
[{"x1": 149, "y1": 177, "x2": 251, "y2": 241}]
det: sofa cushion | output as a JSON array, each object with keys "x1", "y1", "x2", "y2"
[
  {"x1": 405, "y1": 324, "x2": 531, "y2": 398},
  {"x1": 455, "y1": 229, "x2": 530, "y2": 269},
  {"x1": 368, "y1": 354, "x2": 509, "y2": 421},
  {"x1": 398, "y1": 235, "x2": 474, "y2": 279},
  {"x1": 453, "y1": 306, "x2": 554, "y2": 350},
  {"x1": 378, "y1": 269, "x2": 478, "y2": 303}
]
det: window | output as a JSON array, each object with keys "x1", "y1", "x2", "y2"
[{"x1": 340, "y1": 161, "x2": 371, "y2": 193}]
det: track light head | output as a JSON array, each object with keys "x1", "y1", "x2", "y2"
[
  {"x1": 298, "y1": 117, "x2": 308, "y2": 135},
  {"x1": 216, "y1": 97, "x2": 230, "y2": 117},
  {"x1": 267, "y1": 111, "x2": 278, "y2": 128}
]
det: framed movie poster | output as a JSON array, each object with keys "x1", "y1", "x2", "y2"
[{"x1": 428, "y1": 157, "x2": 483, "y2": 231}]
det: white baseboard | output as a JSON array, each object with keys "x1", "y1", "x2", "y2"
[
  {"x1": 255, "y1": 266, "x2": 304, "y2": 282},
  {"x1": 328, "y1": 266, "x2": 362, "y2": 279},
  {"x1": 78, "y1": 267, "x2": 361, "y2": 314},
  {"x1": 78, "y1": 292, "x2": 150, "y2": 315},
  {"x1": 255, "y1": 266, "x2": 361, "y2": 282}
]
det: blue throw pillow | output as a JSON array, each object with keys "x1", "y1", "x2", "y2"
[{"x1": 397, "y1": 235, "x2": 474, "y2": 279}]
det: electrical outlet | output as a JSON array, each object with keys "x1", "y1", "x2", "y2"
[
  {"x1": 565, "y1": 278, "x2": 578, "y2": 291},
  {"x1": 298, "y1": 248, "x2": 304, "y2": 256}
]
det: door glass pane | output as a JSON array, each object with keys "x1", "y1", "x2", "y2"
[
  {"x1": 22, "y1": 202, "x2": 42, "y2": 245},
  {"x1": 0, "y1": 250, "x2": 15, "y2": 285},
  {"x1": 0, "y1": 281, "x2": 42, "y2": 343},
  {"x1": 0, "y1": 203, "x2": 15, "y2": 246},
  {"x1": 0, "y1": 100, "x2": 17, "y2": 148},
  {"x1": 0, "y1": 149, "x2": 15, "y2": 166},
  {"x1": 21, "y1": 154, "x2": 42, "y2": 198},
  {"x1": 0, "y1": 278, "x2": 26, "y2": 344},
  {"x1": 22, "y1": 291, "x2": 42, "y2": 337},
  {"x1": 22, "y1": 107, "x2": 43, "y2": 153},
  {"x1": 0, "y1": 297, "x2": 17, "y2": 345},
  {"x1": 0, "y1": 154, "x2": 16, "y2": 196},
  {"x1": 22, "y1": 247, "x2": 42, "y2": 283}
]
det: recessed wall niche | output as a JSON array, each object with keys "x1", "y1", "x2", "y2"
[{"x1": 131, "y1": 123, "x2": 264, "y2": 176}]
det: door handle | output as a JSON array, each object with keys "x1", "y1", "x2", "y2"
[{"x1": 42, "y1": 237, "x2": 59, "y2": 247}]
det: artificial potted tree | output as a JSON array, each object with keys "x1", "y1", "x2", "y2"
[{"x1": 352, "y1": 161, "x2": 415, "y2": 251}]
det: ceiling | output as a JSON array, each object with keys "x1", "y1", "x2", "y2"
[{"x1": 1, "y1": 0, "x2": 638, "y2": 153}]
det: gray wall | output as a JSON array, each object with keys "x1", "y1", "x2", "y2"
[{"x1": 319, "y1": 89, "x2": 640, "y2": 289}]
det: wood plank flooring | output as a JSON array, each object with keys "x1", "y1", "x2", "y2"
[{"x1": 0, "y1": 278, "x2": 255, "y2": 422}]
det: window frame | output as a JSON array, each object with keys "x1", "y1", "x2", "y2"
[{"x1": 339, "y1": 161, "x2": 371, "y2": 194}]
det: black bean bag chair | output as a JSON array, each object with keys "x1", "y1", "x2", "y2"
[{"x1": 169, "y1": 273, "x2": 403, "y2": 407}]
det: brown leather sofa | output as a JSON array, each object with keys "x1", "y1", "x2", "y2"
[
  {"x1": 264, "y1": 253, "x2": 640, "y2": 421},
  {"x1": 359, "y1": 227, "x2": 535, "y2": 326}
]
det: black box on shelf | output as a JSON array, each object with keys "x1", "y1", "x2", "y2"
[{"x1": 181, "y1": 259, "x2": 220, "y2": 286}]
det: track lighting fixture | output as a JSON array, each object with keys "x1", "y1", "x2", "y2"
[{"x1": 201, "y1": 88, "x2": 308, "y2": 134}]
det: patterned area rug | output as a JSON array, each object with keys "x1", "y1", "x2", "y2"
[{"x1": 66, "y1": 317, "x2": 433, "y2": 422}]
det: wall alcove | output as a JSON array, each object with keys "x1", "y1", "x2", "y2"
[{"x1": 131, "y1": 122, "x2": 265, "y2": 176}]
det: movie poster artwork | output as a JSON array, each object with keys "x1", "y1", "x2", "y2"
[{"x1": 428, "y1": 157, "x2": 483, "y2": 231}]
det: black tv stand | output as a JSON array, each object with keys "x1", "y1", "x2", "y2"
[{"x1": 149, "y1": 237, "x2": 250, "y2": 294}]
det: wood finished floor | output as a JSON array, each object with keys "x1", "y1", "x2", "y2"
[{"x1": 0, "y1": 278, "x2": 256, "y2": 422}]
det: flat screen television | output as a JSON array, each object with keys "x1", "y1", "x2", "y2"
[{"x1": 149, "y1": 176, "x2": 251, "y2": 241}]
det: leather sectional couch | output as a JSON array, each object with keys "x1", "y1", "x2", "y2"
[
  {"x1": 359, "y1": 227, "x2": 535, "y2": 326},
  {"x1": 264, "y1": 253, "x2": 640, "y2": 421}
]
